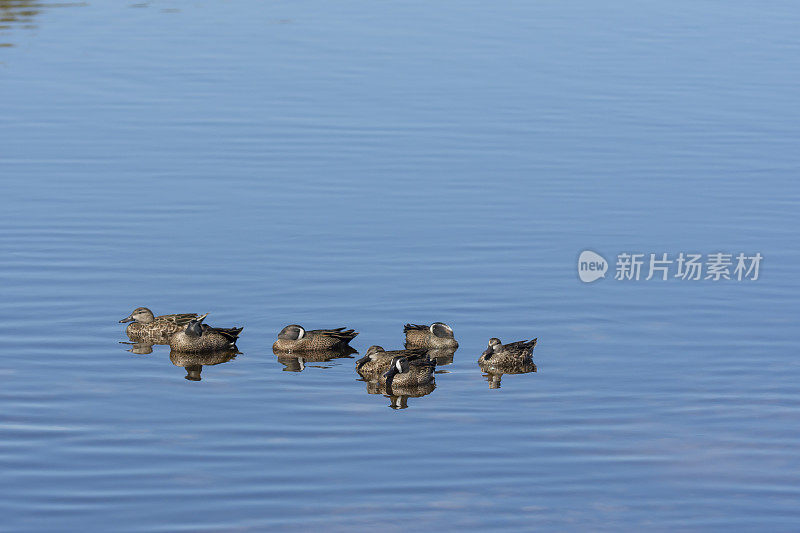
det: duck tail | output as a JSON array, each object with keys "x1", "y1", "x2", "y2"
[
  {"x1": 216, "y1": 326, "x2": 243, "y2": 341},
  {"x1": 523, "y1": 338, "x2": 538, "y2": 353},
  {"x1": 325, "y1": 328, "x2": 358, "y2": 341}
]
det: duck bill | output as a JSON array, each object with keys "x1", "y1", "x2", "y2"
[
  {"x1": 119, "y1": 314, "x2": 134, "y2": 323},
  {"x1": 355, "y1": 355, "x2": 371, "y2": 370},
  {"x1": 481, "y1": 348, "x2": 493, "y2": 359}
]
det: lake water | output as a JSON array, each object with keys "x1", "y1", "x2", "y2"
[{"x1": 2, "y1": 1, "x2": 799, "y2": 531}]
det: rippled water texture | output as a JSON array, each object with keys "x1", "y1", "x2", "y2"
[{"x1": 2, "y1": 1, "x2": 799, "y2": 531}]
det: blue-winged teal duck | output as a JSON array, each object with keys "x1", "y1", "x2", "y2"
[
  {"x1": 120, "y1": 307, "x2": 198, "y2": 341},
  {"x1": 273, "y1": 324, "x2": 358, "y2": 352},
  {"x1": 382, "y1": 355, "x2": 437, "y2": 389},
  {"x1": 169, "y1": 314, "x2": 243, "y2": 353},
  {"x1": 478, "y1": 337, "x2": 537, "y2": 367},
  {"x1": 404, "y1": 322, "x2": 458, "y2": 349},
  {"x1": 355, "y1": 345, "x2": 429, "y2": 378}
]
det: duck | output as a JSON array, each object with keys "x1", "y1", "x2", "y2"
[
  {"x1": 478, "y1": 337, "x2": 537, "y2": 367},
  {"x1": 169, "y1": 313, "x2": 243, "y2": 353},
  {"x1": 355, "y1": 345, "x2": 429, "y2": 378},
  {"x1": 272, "y1": 324, "x2": 358, "y2": 352},
  {"x1": 119, "y1": 307, "x2": 198, "y2": 341},
  {"x1": 403, "y1": 322, "x2": 458, "y2": 349},
  {"x1": 382, "y1": 355, "x2": 437, "y2": 389}
]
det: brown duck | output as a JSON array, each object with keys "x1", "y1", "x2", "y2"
[
  {"x1": 382, "y1": 355, "x2": 437, "y2": 389},
  {"x1": 169, "y1": 314, "x2": 243, "y2": 353},
  {"x1": 355, "y1": 346, "x2": 434, "y2": 389},
  {"x1": 273, "y1": 324, "x2": 358, "y2": 352},
  {"x1": 355, "y1": 346, "x2": 429, "y2": 377},
  {"x1": 478, "y1": 337, "x2": 537, "y2": 367},
  {"x1": 119, "y1": 307, "x2": 198, "y2": 342},
  {"x1": 403, "y1": 322, "x2": 458, "y2": 349}
]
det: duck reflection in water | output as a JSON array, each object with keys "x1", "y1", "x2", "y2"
[
  {"x1": 170, "y1": 349, "x2": 240, "y2": 381},
  {"x1": 274, "y1": 346, "x2": 357, "y2": 372},
  {"x1": 120, "y1": 341, "x2": 155, "y2": 355},
  {"x1": 481, "y1": 361, "x2": 537, "y2": 389},
  {"x1": 427, "y1": 347, "x2": 457, "y2": 368},
  {"x1": 364, "y1": 380, "x2": 436, "y2": 410}
]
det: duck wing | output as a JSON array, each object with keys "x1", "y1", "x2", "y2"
[
  {"x1": 157, "y1": 313, "x2": 198, "y2": 326},
  {"x1": 505, "y1": 339, "x2": 537, "y2": 354},
  {"x1": 403, "y1": 323, "x2": 429, "y2": 333},
  {"x1": 309, "y1": 328, "x2": 358, "y2": 341},
  {"x1": 201, "y1": 324, "x2": 243, "y2": 342}
]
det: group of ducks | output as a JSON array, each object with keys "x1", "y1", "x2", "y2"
[{"x1": 119, "y1": 307, "x2": 537, "y2": 393}]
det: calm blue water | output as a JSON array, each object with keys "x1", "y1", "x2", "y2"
[{"x1": 2, "y1": 1, "x2": 799, "y2": 531}]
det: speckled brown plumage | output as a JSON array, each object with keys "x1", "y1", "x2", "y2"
[
  {"x1": 478, "y1": 338, "x2": 537, "y2": 367},
  {"x1": 383, "y1": 356, "x2": 436, "y2": 387},
  {"x1": 120, "y1": 307, "x2": 198, "y2": 340},
  {"x1": 356, "y1": 346, "x2": 435, "y2": 387},
  {"x1": 355, "y1": 346, "x2": 429, "y2": 378},
  {"x1": 125, "y1": 329, "x2": 173, "y2": 346},
  {"x1": 403, "y1": 322, "x2": 458, "y2": 349},
  {"x1": 169, "y1": 315, "x2": 243, "y2": 353},
  {"x1": 273, "y1": 325, "x2": 358, "y2": 352}
]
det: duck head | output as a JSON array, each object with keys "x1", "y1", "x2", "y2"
[
  {"x1": 356, "y1": 345, "x2": 385, "y2": 369},
  {"x1": 278, "y1": 324, "x2": 305, "y2": 341},
  {"x1": 185, "y1": 313, "x2": 209, "y2": 337},
  {"x1": 185, "y1": 365, "x2": 203, "y2": 381},
  {"x1": 482, "y1": 338, "x2": 502, "y2": 359},
  {"x1": 383, "y1": 355, "x2": 410, "y2": 390},
  {"x1": 119, "y1": 307, "x2": 155, "y2": 324},
  {"x1": 430, "y1": 322, "x2": 455, "y2": 339}
]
